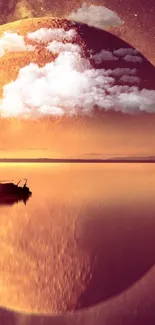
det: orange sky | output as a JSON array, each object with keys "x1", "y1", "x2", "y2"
[{"x1": 0, "y1": 112, "x2": 155, "y2": 159}]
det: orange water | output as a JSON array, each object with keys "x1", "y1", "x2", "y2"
[{"x1": 0, "y1": 163, "x2": 155, "y2": 315}]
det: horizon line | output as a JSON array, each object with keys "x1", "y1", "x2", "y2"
[{"x1": 0, "y1": 158, "x2": 155, "y2": 163}]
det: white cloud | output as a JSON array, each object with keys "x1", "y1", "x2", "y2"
[
  {"x1": 113, "y1": 48, "x2": 143, "y2": 63},
  {"x1": 115, "y1": 90, "x2": 155, "y2": 113},
  {"x1": 113, "y1": 48, "x2": 138, "y2": 57},
  {"x1": 27, "y1": 28, "x2": 77, "y2": 43},
  {"x1": 46, "y1": 41, "x2": 81, "y2": 54},
  {"x1": 105, "y1": 68, "x2": 137, "y2": 77},
  {"x1": 93, "y1": 48, "x2": 143, "y2": 65},
  {"x1": 92, "y1": 50, "x2": 118, "y2": 64},
  {"x1": 0, "y1": 27, "x2": 154, "y2": 117},
  {"x1": 0, "y1": 31, "x2": 35, "y2": 57},
  {"x1": 0, "y1": 47, "x2": 154, "y2": 117},
  {"x1": 119, "y1": 75, "x2": 140, "y2": 84},
  {"x1": 68, "y1": 3, "x2": 123, "y2": 30},
  {"x1": 123, "y1": 54, "x2": 143, "y2": 63}
]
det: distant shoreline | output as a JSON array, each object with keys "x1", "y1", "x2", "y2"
[{"x1": 0, "y1": 158, "x2": 155, "y2": 163}]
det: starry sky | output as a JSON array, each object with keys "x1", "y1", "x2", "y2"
[
  {"x1": 0, "y1": 0, "x2": 154, "y2": 65},
  {"x1": 99, "y1": 0, "x2": 155, "y2": 65}
]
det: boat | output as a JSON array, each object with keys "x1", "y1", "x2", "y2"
[{"x1": 0, "y1": 179, "x2": 32, "y2": 205}]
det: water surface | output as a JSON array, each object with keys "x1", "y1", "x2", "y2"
[{"x1": 0, "y1": 163, "x2": 155, "y2": 318}]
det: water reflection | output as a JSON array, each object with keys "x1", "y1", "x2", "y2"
[
  {"x1": 0, "y1": 201, "x2": 154, "y2": 316},
  {"x1": 0, "y1": 163, "x2": 155, "y2": 325},
  {"x1": 0, "y1": 192, "x2": 32, "y2": 206},
  {"x1": 75, "y1": 204, "x2": 155, "y2": 308}
]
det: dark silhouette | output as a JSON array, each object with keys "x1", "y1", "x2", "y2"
[{"x1": 0, "y1": 179, "x2": 32, "y2": 206}]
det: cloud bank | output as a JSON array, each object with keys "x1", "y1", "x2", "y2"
[
  {"x1": 92, "y1": 48, "x2": 143, "y2": 64},
  {"x1": 0, "y1": 27, "x2": 154, "y2": 117},
  {"x1": 68, "y1": 3, "x2": 124, "y2": 30}
]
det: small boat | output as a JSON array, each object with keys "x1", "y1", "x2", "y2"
[{"x1": 0, "y1": 179, "x2": 32, "y2": 205}]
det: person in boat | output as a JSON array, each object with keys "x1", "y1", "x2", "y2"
[
  {"x1": 16, "y1": 179, "x2": 27, "y2": 188},
  {"x1": 23, "y1": 179, "x2": 27, "y2": 188}
]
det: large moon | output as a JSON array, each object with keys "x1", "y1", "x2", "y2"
[{"x1": 0, "y1": 16, "x2": 155, "y2": 316}]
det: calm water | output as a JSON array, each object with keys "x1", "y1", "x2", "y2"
[{"x1": 0, "y1": 163, "x2": 155, "y2": 324}]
